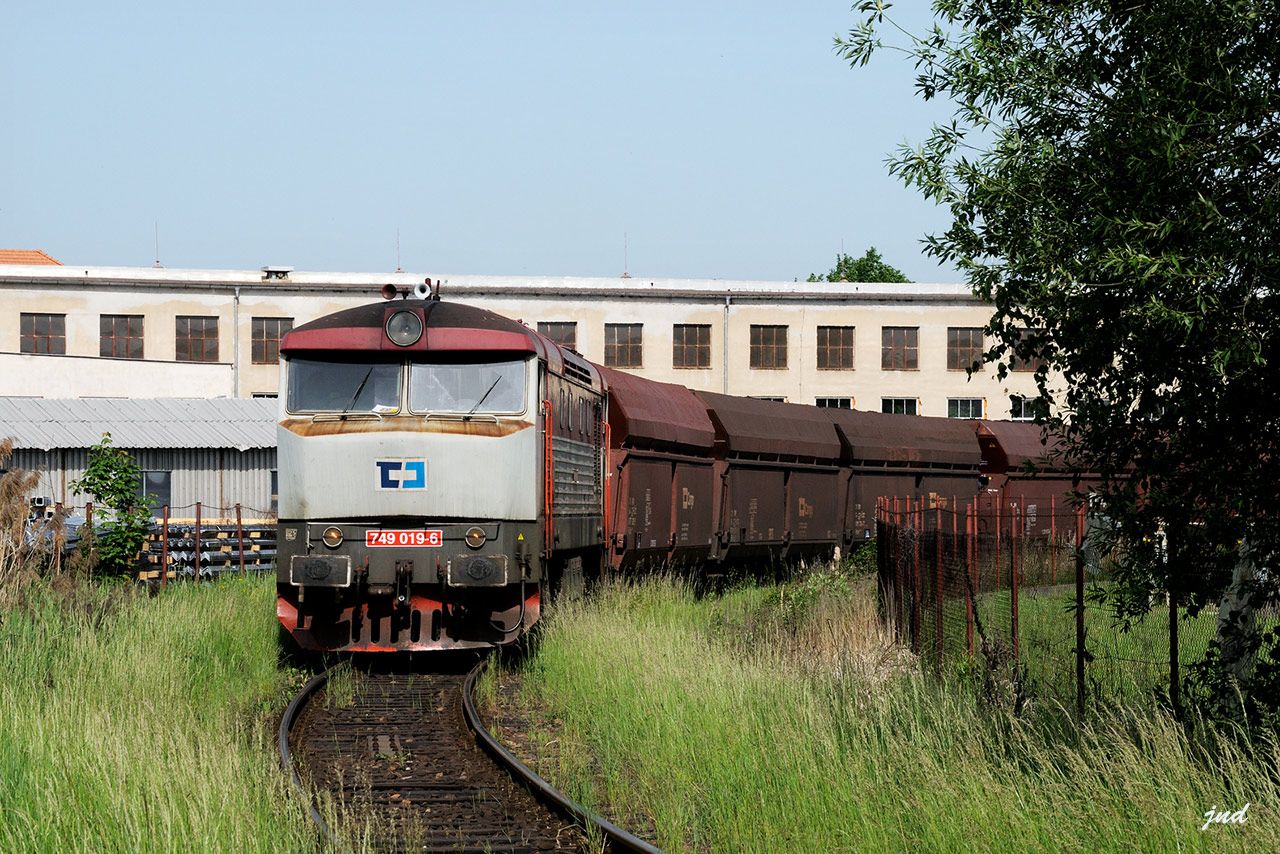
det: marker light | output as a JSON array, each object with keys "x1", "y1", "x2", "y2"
[
  {"x1": 321, "y1": 526, "x2": 344, "y2": 548},
  {"x1": 386, "y1": 310, "x2": 423, "y2": 346},
  {"x1": 465, "y1": 526, "x2": 487, "y2": 549}
]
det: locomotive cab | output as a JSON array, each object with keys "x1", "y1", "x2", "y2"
[{"x1": 275, "y1": 299, "x2": 564, "y2": 652}]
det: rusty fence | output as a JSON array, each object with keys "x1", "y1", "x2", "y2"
[
  {"x1": 874, "y1": 497, "x2": 1219, "y2": 717},
  {"x1": 47, "y1": 501, "x2": 277, "y2": 585}
]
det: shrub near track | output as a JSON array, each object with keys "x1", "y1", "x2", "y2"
[
  {"x1": 0, "y1": 577, "x2": 313, "y2": 852},
  {"x1": 513, "y1": 573, "x2": 1277, "y2": 852}
]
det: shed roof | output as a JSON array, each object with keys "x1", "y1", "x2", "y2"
[{"x1": 0, "y1": 397, "x2": 277, "y2": 451}]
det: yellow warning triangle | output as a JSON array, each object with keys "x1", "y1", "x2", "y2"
[{"x1": 517, "y1": 533, "x2": 524, "y2": 541}]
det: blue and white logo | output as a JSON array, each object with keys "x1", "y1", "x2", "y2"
[{"x1": 375, "y1": 459, "x2": 426, "y2": 490}]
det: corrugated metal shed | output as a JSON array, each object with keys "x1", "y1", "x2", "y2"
[{"x1": 0, "y1": 397, "x2": 277, "y2": 451}]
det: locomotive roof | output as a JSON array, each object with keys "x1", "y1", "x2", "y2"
[{"x1": 280, "y1": 298, "x2": 602, "y2": 389}]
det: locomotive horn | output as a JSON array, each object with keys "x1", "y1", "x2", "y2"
[
  {"x1": 380, "y1": 283, "x2": 398, "y2": 300},
  {"x1": 414, "y1": 278, "x2": 431, "y2": 299}
]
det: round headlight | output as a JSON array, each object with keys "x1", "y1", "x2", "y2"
[
  {"x1": 321, "y1": 526, "x2": 343, "y2": 548},
  {"x1": 464, "y1": 526, "x2": 487, "y2": 549},
  {"x1": 385, "y1": 310, "x2": 423, "y2": 347}
]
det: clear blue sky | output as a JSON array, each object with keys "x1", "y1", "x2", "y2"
[{"x1": 2, "y1": 2, "x2": 956, "y2": 282}]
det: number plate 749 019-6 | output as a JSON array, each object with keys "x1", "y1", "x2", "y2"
[{"x1": 365, "y1": 530, "x2": 443, "y2": 548}]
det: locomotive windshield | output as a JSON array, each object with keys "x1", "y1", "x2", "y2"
[
  {"x1": 409, "y1": 358, "x2": 527, "y2": 415},
  {"x1": 287, "y1": 357, "x2": 401, "y2": 413}
]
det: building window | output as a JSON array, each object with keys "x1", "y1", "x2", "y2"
[
  {"x1": 816, "y1": 397, "x2": 852, "y2": 409},
  {"x1": 881, "y1": 327, "x2": 919, "y2": 370},
  {"x1": 137, "y1": 470, "x2": 172, "y2": 510},
  {"x1": 537, "y1": 321, "x2": 577, "y2": 351},
  {"x1": 948, "y1": 398, "x2": 984, "y2": 419},
  {"x1": 176, "y1": 316, "x2": 219, "y2": 362},
  {"x1": 251, "y1": 317, "x2": 293, "y2": 364},
  {"x1": 749, "y1": 325, "x2": 788, "y2": 369},
  {"x1": 251, "y1": 392, "x2": 278, "y2": 399},
  {"x1": 1012, "y1": 328, "x2": 1048, "y2": 372},
  {"x1": 947, "y1": 327, "x2": 984, "y2": 371},
  {"x1": 672, "y1": 324, "x2": 711, "y2": 369},
  {"x1": 19, "y1": 313, "x2": 66, "y2": 355},
  {"x1": 100, "y1": 315, "x2": 144, "y2": 359},
  {"x1": 751, "y1": 396, "x2": 786, "y2": 403},
  {"x1": 1011, "y1": 396, "x2": 1036, "y2": 420},
  {"x1": 604, "y1": 323, "x2": 643, "y2": 368},
  {"x1": 817, "y1": 326, "x2": 855, "y2": 370},
  {"x1": 882, "y1": 397, "x2": 918, "y2": 416}
]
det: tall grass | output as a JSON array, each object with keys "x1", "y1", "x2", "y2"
[
  {"x1": 0, "y1": 576, "x2": 313, "y2": 852},
  {"x1": 514, "y1": 573, "x2": 1275, "y2": 852}
]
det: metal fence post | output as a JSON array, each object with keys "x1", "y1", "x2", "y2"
[
  {"x1": 85, "y1": 502, "x2": 94, "y2": 574},
  {"x1": 911, "y1": 497, "x2": 921, "y2": 655},
  {"x1": 236, "y1": 503, "x2": 246, "y2": 577},
  {"x1": 1011, "y1": 504, "x2": 1020, "y2": 661},
  {"x1": 1168, "y1": 527, "x2": 1181, "y2": 715},
  {"x1": 194, "y1": 502, "x2": 202, "y2": 580},
  {"x1": 1050, "y1": 494, "x2": 1058, "y2": 585},
  {"x1": 1075, "y1": 504, "x2": 1086, "y2": 721},
  {"x1": 966, "y1": 504, "x2": 975, "y2": 657},
  {"x1": 160, "y1": 504, "x2": 169, "y2": 590},
  {"x1": 935, "y1": 503, "x2": 944, "y2": 667}
]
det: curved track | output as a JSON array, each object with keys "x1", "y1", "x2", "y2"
[{"x1": 279, "y1": 658, "x2": 662, "y2": 853}]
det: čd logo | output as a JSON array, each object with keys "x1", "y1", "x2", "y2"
[{"x1": 375, "y1": 459, "x2": 426, "y2": 490}]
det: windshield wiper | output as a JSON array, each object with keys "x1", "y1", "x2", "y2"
[
  {"x1": 342, "y1": 366, "x2": 375, "y2": 415},
  {"x1": 466, "y1": 376, "x2": 502, "y2": 416}
]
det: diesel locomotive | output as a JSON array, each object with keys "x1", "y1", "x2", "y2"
[{"x1": 276, "y1": 287, "x2": 1069, "y2": 653}]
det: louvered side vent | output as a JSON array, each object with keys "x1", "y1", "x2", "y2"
[{"x1": 562, "y1": 356, "x2": 593, "y2": 386}]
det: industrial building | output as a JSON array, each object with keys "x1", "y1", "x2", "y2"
[{"x1": 0, "y1": 260, "x2": 1042, "y2": 419}]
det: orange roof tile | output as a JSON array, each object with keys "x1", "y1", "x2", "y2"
[{"x1": 0, "y1": 249, "x2": 62, "y2": 265}]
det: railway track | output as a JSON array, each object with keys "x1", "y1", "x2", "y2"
[{"x1": 279, "y1": 656, "x2": 661, "y2": 852}]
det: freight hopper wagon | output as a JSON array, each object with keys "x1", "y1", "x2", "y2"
[
  {"x1": 275, "y1": 295, "x2": 606, "y2": 652},
  {"x1": 601, "y1": 369, "x2": 987, "y2": 573}
]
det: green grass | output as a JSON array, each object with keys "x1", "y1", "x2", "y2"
[
  {"x1": 510, "y1": 573, "x2": 1277, "y2": 852},
  {"x1": 0, "y1": 576, "x2": 314, "y2": 852}
]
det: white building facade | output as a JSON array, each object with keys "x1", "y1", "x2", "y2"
[{"x1": 0, "y1": 264, "x2": 1039, "y2": 419}]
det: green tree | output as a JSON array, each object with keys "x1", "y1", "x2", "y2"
[
  {"x1": 806, "y1": 246, "x2": 911, "y2": 282},
  {"x1": 845, "y1": 2, "x2": 1280, "y2": 719},
  {"x1": 71, "y1": 433, "x2": 153, "y2": 576}
]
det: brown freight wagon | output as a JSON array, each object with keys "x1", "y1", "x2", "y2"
[
  {"x1": 823, "y1": 408, "x2": 983, "y2": 546},
  {"x1": 601, "y1": 367, "x2": 718, "y2": 571},
  {"x1": 692, "y1": 392, "x2": 844, "y2": 566}
]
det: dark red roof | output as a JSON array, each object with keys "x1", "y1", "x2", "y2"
[
  {"x1": 282, "y1": 299, "x2": 542, "y2": 356},
  {"x1": 599, "y1": 367, "x2": 715, "y2": 452},
  {"x1": 976, "y1": 420, "x2": 1065, "y2": 473},
  {"x1": 824, "y1": 409, "x2": 980, "y2": 471},
  {"x1": 693, "y1": 391, "x2": 842, "y2": 462}
]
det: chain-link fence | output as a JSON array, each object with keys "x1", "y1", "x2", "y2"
[{"x1": 875, "y1": 496, "x2": 1220, "y2": 716}]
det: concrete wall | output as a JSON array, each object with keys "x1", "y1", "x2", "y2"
[{"x1": 0, "y1": 265, "x2": 1044, "y2": 418}]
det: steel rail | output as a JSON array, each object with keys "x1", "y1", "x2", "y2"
[
  {"x1": 277, "y1": 667, "x2": 339, "y2": 846},
  {"x1": 279, "y1": 658, "x2": 664, "y2": 853},
  {"x1": 462, "y1": 660, "x2": 665, "y2": 854}
]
